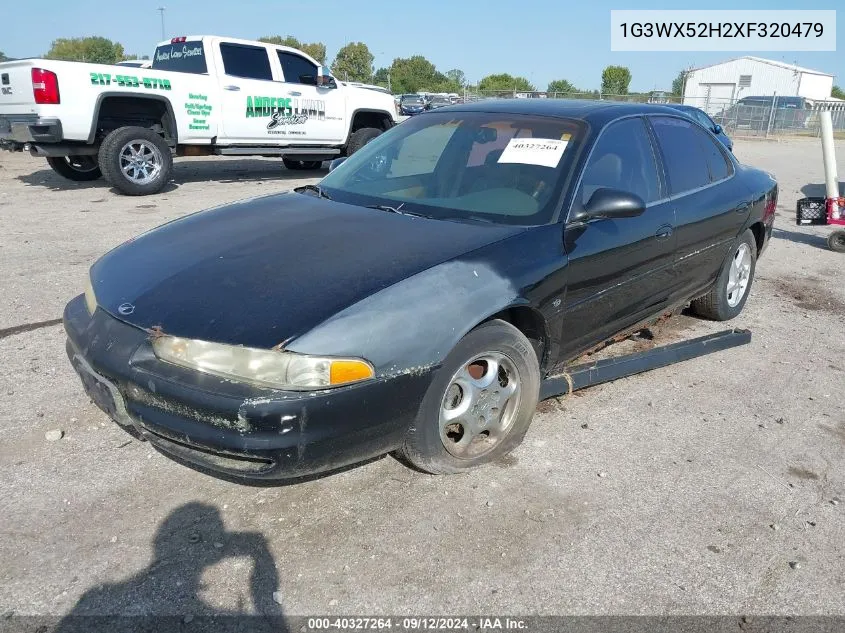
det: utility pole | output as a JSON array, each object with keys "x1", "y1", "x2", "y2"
[{"x1": 157, "y1": 7, "x2": 166, "y2": 41}]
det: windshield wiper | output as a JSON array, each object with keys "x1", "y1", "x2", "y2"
[
  {"x1": 366, "y1": 203, "x2": 424, "y2": 218},
  {"x1": 294, "y1": 184, "x2": 332, "y2": 200}
]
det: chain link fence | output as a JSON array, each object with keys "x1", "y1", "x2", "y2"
[{"x1": 453, "y1": 89, "x2": 845, "y2": 139}]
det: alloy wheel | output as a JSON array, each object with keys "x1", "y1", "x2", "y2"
[{"x1": 439, "y1": 351, "x2": 522, "y2": 459}]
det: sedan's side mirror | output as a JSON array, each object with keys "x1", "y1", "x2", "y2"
[
  {"x1": 328, "y1": 157, "x2": 347, "y2": 172},
  {"x1": 571, "y1": 188, "x2": 646, "y2": 222},
  {"x1": 713, "y1": 124, "x2": 723, "y2": 134}
]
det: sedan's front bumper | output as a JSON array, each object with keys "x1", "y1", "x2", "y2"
[{"x1": 63, "y1": 295, "x2": 434, "y2": 481}]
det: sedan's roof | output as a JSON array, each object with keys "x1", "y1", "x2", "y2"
[{"x1": 440, "y1": 98, "x2": 690, "y2": 127}]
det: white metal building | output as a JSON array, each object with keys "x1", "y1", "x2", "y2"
[{"x1": 682, "y1": 56, "x2": 834, "y2": 113}]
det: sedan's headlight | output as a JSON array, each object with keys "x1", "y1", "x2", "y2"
[
  {"x1": 151, "y1": 335, "x2": 375, "y2": 390},
  {"x1": 84, "y1": 278, "x2": 97, "y2": 314}
]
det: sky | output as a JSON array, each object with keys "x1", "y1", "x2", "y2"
[{"x1": 2, "y1": 0, "x2": 842, "y2": 92}]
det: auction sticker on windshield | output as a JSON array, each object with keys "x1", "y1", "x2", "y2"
[{"x1": 498, "y1": 137, "x2": 569, "y2": 168}]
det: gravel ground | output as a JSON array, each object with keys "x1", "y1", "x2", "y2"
[{"x1": 0, "y1": 139, "x2": 844, "y2": 619}]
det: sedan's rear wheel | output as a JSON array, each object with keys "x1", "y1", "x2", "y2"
[
  {"x1": 400, "y1": 320, "x2": 540, "y2": 474},
  {"x1": 691, "y1": 228, "x2": 757, "y2": 321}
]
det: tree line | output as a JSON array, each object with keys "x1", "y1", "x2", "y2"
[{"x1": 5, "y1": 37, "x2": 842, "y2": 99}]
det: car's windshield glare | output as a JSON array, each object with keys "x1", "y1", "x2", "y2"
[{"x1": 319, "y1": 112, "x2": 585, "y2": 226}]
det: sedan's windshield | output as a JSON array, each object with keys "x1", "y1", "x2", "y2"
[
  {"x1": 319, "y1": 111, "x2": 585, "y2": 226},
  {"x1": 402, "y1": 96, "x2": 424, "y2": 104}
]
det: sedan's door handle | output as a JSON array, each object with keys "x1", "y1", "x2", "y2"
[
  {"x1": 288, "y1": 90, "x2": 302, "y2": 96},
  {"x1": 655, "y1": 225, "x2": 674, "y2": 240},
  {"x1": 223, "y1": 85, "x2": 241, "y2": 91}
]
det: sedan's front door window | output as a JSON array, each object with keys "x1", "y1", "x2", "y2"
[{"x1": 577, "y1": 117, "x2": 661, "y2": 207}]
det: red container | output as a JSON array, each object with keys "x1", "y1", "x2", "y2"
[{"x1": 827, "y1": 197, "x2": 845, "y2": 226}]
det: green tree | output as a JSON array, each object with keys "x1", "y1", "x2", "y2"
[
  {"x1": 0, "y1": 51, "x2": 7, "y2": 62},
  {"x1": 478, "y1": 73, "x2": 535, "y2": 93},
  {"x1": 45, "y1": 37, "x2": 126, "y2": 64},
  {"x1": 832, "y1": 85, "x2": 845, "y2": 100},
  {"x1": 445, "y1": 69, "x2": 466, "y2": 88},
  {"x1": 601, "y1": 65, "x2": 632, "y2": 95},
  {"x1": 259, "y1": 35, "x2": 300, "y2": 47},
  {"x1": 331, "y1": 42, "x2": 374, "y2": 82},
  {"x1": 671, "y1": 70, "x2": 690, "y2": 96},
  {"x1": 373, "y1": 67, "x2": 390, "y2": 87},
  {"x1": 301, "y1": 43, "x2": 326, "y2": 64},
  {"x1": 547, "y1": 79, "x2": 577, "y2": 95},
  {"x1": 389, "y1": 55, "x2": 441, "y2": 94},
  {"x1": 258, "y1": 36, "x2": 326, "y2": 63}
]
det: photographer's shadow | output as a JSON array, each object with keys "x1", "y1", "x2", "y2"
[{"x1": 54, "y1": 502, "x2": 288, "y2": 633}]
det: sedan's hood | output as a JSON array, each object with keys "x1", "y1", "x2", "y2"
[{"x1": 91, "y1": 192, "x2": 522, "y2": 349}]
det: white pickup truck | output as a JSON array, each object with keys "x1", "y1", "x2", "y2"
[{"x1": 0, "y1": 35, "x2": 397, "y2": 195}]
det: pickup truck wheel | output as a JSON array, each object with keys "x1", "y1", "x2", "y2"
[
  {"x1": 828, "y1": 230, "x2": 845, "y2": 253},
  {"x1": 98, "y1": 127, "x2": 172, "y2": 196},
  {"x1": 347, "y1": 127, "x2": 382, "y2": 155},
  {"x1": 283, "y1": 159, "x2": 323, "y2": 171},
  {"x1": 399, "y1": 319, "x2": 540, "y2": 475},
  {"x1": 46, "y1": 156, "x2": 102, "y2": 181},
  {"x1": 691, "y1": 229, "x2": 757, "y2": 321}
]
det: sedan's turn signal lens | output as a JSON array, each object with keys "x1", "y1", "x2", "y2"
[{"x1": 330, "y1": 360, "x2": 375, "y2": 385}]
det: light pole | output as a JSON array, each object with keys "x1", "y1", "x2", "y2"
[{"x1": 157, "y1": 7, "x2": 166, "y2": 41}]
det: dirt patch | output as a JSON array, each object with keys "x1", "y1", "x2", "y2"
[
  {"x1": 771, "y1": 278, "x2": 845, "y2": 315},
  {"x1": 787, "y1": 466, "x2": 820, "y2": 481},
  {"x1": 821, "y1": 422, "x2": 845, "y2": 446}
]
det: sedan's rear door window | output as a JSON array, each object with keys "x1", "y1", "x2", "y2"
[{"x1": 650, "y1": 116, "x2": 712, "y2": 194}]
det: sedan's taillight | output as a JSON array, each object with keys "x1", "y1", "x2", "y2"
[
  {"x1": 31, "y1": 68, "x2": 60, "y2": 104},
  {"x1": 764, "y1": 188, "x2": 777, "y2": 221}
]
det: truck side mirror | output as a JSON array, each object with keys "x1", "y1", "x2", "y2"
[{"x1": 316, "y1": 66, "x2": 337, "y2": 89}]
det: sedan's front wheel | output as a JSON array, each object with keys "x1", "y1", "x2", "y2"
[
  {"x1": 400, "y1": 320, "x2": 540, "y2": 474},
  {"x1": 691, "y1": 228, "x2": 757, "y2": 321}
]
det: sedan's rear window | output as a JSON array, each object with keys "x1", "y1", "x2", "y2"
[
  {"x1": 320, "y1": 111, "x2": 585, "y2": 226},
  {"x1": 152, "y1": 42, "x2": 208, "y2": 74}
]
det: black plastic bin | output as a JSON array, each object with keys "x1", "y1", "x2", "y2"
[{"x1": 796, "y1": 197, "x2": 827, "y2": 226}]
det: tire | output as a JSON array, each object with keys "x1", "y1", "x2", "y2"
[
  {"x1": 283, "y1": 159, "x2": 323, "y2": 171},
  {"x1": 346, "y1": 127, "x2": 382, "y2": 155},
  {"x1": 691, "y1": 228, "x2": 757, "y2": 321},
  {"x1": 98, "y1": 126, "x2": 172, "y2": 196},
  {"x1": 400, "y1": 319, "x2": 541, "y2": 475},
  {"x1": 46, "y1": 156, "x2": 102, "y2": 181},
  {"x1": 828, "y1": 230, "x2": 845, "y2": 253}
]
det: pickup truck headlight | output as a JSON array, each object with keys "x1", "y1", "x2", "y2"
[
  {"x1": 84, "y1": 279, "x2": 98, "y2": 314},
  {"x1": 151, "y1": 335, "x2": 375, "y2": 390}
]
